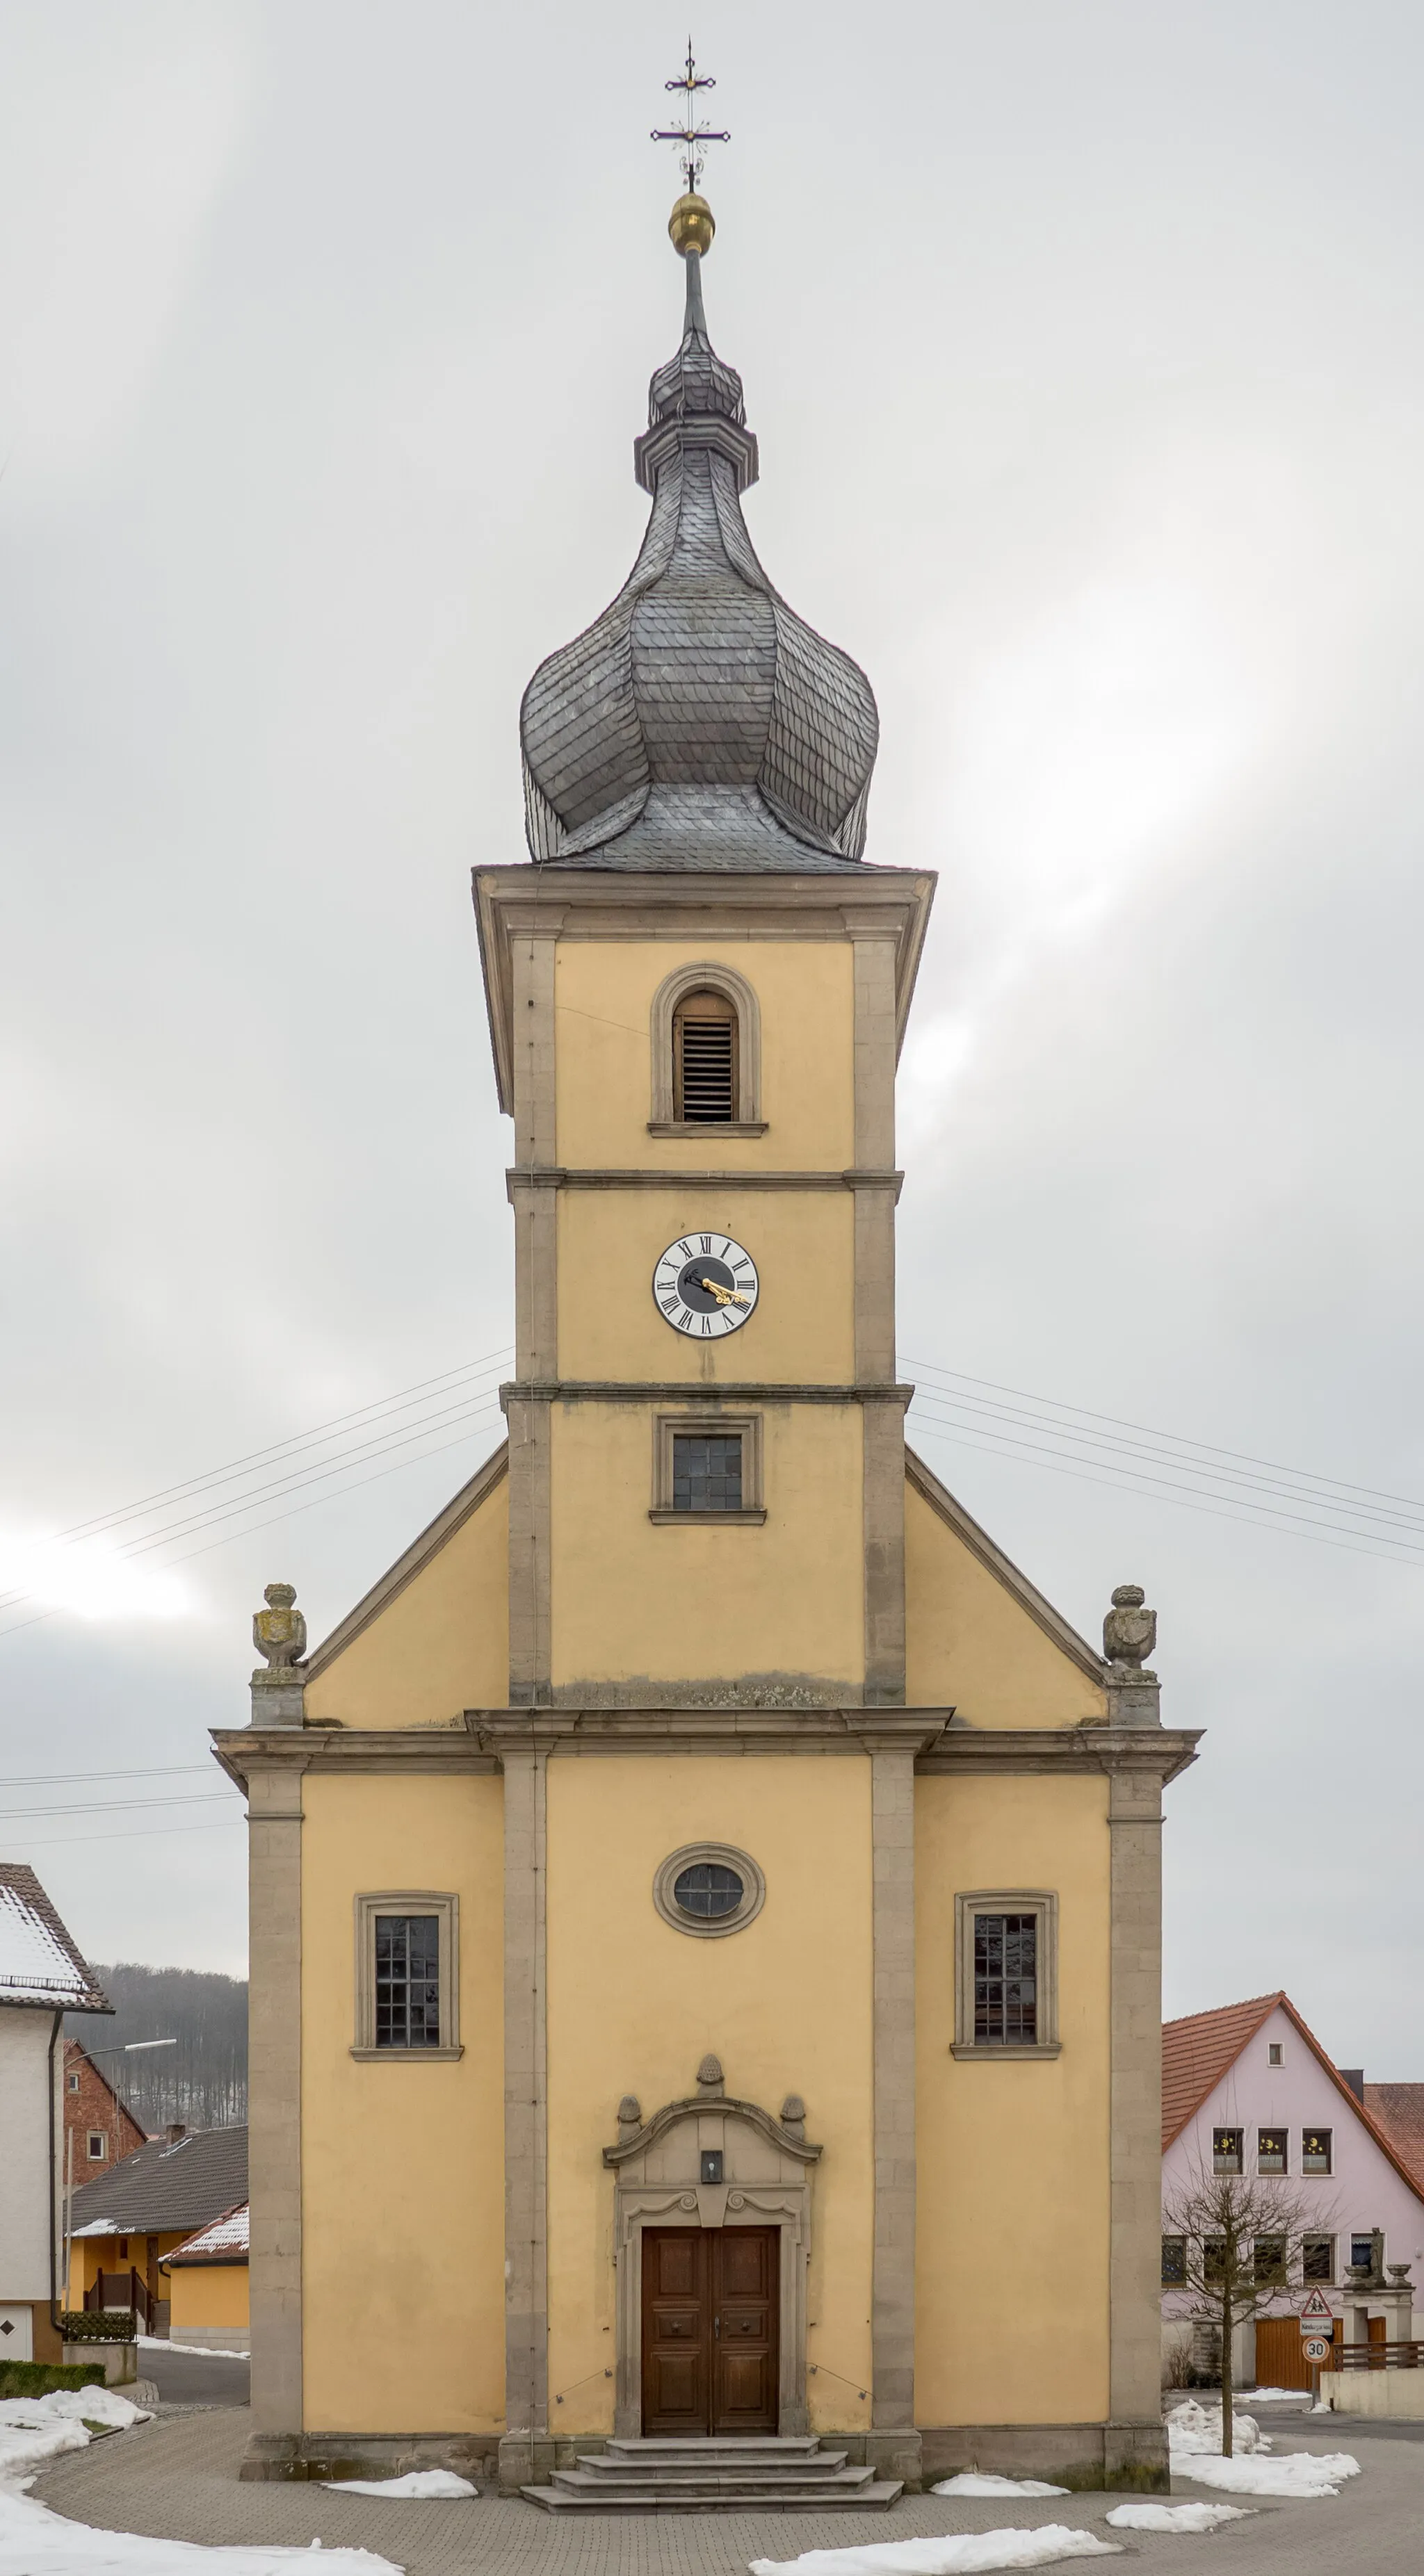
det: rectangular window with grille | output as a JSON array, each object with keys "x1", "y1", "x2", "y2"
[
  {"x1": 973, "y1": 1912, "x2": 1038, "y2": 2045},
  {"x1": 373, "y1": 1914, "x2": 441, "y2": 2049},
  {"x1": 674, "y1": 992, "x2": 737, "y2": 1123},
  {"x1": 1213, "y1": 2128, "x2": 1243, "y2": 2174},
  {"x1": 1302, "y1": 2128, "x2": 1332, "y2": 2175},
  {"x1": 1161, "y1": 2235, "x2": 1187, "y2": 2286},
  {"x1": 672, "y1": 1433, "x2": 743, "y2": 1512}
]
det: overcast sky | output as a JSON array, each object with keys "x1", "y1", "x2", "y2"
[{"x1": 3, "y1": 1, "x2": 1422, "y2": 2075}]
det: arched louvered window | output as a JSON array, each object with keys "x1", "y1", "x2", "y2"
[{"x1": 673, "y1": 989, "x2": 738, "y2": 1124}]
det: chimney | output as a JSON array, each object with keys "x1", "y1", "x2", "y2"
[
  {"x1": 1339, "y1": 2069, "x2": 1365, "y2": 2103},
  {"x1": 165, "y1": 2121, "x2": 187, "y2": 2143}
]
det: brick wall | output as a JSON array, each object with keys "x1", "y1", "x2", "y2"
[{"x1": 63, "y1": 2039, "x2": 146, "y2": 2182}]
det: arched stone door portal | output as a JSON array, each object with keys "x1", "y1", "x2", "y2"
[{"x1": 602, "y1": 2055, "x2": 822, "y2": 2437}]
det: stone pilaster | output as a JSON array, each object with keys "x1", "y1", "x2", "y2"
[
  {"x1": 244, "y1": 1757, "x2": 305, "y2": 2454},
  {"x1": 499, "y1": 1736, "x2": 553, "y2": 2492},
  {"x1": 866, "y1": 1743, "x2": 921, "y2": 2485}
]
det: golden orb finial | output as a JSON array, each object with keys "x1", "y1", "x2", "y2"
[{"x1": 669, "y1": 193, "x2": 715, "y2": 258}]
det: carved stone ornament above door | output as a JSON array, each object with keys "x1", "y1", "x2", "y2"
[{"x1": 602, "y1": 2056, "x2": 821, "y2": 2437}]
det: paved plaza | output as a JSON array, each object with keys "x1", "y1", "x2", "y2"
[{"x1": 28, "y1": 2402, "x2": 1424, "y2": 2576}]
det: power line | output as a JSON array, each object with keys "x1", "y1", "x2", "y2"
[
  {"x1": 0, "y1": 1818, "x2": 245, "y2": 1856},
  {"x1": 0, "y1": 1765, "x2": 213, "y2": 1788},
  {"x1": 0, "y1": 1793, "x2": 238, "y2": 1823}
]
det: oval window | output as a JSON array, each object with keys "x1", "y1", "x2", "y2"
[{"x1": 674, "y1": 1861, "x2": 745, "y2": 1919}]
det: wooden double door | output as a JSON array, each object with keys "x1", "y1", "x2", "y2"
[{"x1": 642, "y1": 2228, "x2": 779, "y2": 2434}]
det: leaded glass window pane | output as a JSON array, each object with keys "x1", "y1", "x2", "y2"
[
  {"x1": 673, "y1": 1862, "x2": 745, "y2": 1918},
  {"x1": 973, "y1": 1912, "x2": 1037, "y2": 2045},
  {"x1": 672, "y1": 1433, "x2": 743, "y2": 1512},
  {"x1": 373, "y1": 1914, "x2": 441, "y2": 2048}
]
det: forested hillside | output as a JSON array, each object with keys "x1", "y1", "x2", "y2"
[{"x1": 67, "y1": 1962, "x2": 247, "y2": 2132}]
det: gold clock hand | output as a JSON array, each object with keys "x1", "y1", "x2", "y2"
[{"x1": 699, "y1": 1276, "x2": 749, "y2": 1306}]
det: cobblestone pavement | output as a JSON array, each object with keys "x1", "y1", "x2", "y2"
[{"x1": 29, "y1": 2408, "x2": 1424, "y2": 2576}]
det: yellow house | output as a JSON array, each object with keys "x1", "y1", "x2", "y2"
[
  {"x1": 216, "y1": 192, "x2": 1199, "y2": 2502},
  {"x1": 163, "y1": 2204, "x2": 250, "y2": 2352}
]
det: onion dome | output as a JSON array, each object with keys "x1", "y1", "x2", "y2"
[{"x1": 519, "y1": 202, "x2": 879, "y2": 872}]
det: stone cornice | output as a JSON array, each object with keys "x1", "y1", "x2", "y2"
[
  {"x1": 500, "y1": 1380, "x2": 914, "y2": 1410},
  {"x1": 473, "y1": 866, "x2": 935, "y2": 1117},
  {"x1": 506, "y1": 1166, "x2": 904, "y2": 1196},
  {"x1": 213, "y1": 1715, "x2": 1199, "y2": 1782}
]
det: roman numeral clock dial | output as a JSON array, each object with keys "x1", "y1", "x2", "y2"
[{"x1": 652, "y1": 1234, "x2": 760, "y2": 1338}]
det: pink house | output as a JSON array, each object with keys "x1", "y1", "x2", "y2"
[{"x1": 1160, "y1": 1993, "x2": 1424, "y2": 2388}]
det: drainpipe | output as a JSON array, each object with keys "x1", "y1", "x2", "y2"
[{"x1": 47, "y1": 2010, "x2": 65, "y2": 2340}]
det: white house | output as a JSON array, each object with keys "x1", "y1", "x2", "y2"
[
  {"x1": 1161, "y1": 1992, "x2": 1424, "y2": 2391},
  {"x1": 0, "y1": 1864, "x2": 110, "y2": 2363}
]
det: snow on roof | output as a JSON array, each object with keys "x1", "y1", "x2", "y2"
[
  {"x1": 164, "y1": 2202, "x2": 249, "y2": 2265},
  {"x1": 0, "y1": 1865, "x2": 108, "y2": 2010}
]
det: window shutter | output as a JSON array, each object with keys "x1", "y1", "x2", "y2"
[{"x1": 674, "y1": 990, "x2": 737, "y2": 1123}]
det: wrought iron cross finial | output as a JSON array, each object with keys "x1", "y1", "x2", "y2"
[{"x1": 651, "y1": 40, "x2": 730, "y2": 196}]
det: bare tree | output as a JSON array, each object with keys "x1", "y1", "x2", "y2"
[{"x1": 1162, "y1": 2156, "x2": 1329, "y2": 2456}]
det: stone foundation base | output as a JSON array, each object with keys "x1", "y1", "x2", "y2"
[
  {"x1": 241, "y1": 2432, "x2": 500, "y2": 2484},
  {"x1": 62, "y1": 2342, "x2": 137, "y2": 2386},
  {"x1": 921, "y1": 2419, "x2": 1168, "y2": 2493}
]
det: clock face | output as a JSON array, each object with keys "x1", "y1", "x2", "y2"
[{"x1": 652, "y1": 1232, "x2": 760, "y2": 1338}]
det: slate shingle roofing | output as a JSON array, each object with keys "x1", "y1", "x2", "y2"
[
  {"x1": 519, "y1": 245, "x2": 879, "y2": 874},
  {"x1": 1366, "y1": 2085, "x2": 1424, "y2": 2195},
  {"x1": 0, "y1": 1863, "x2": 108, "y2": 2012},
  {"x1": 68, "y1": 2124, "x2": 248, "y2": 2237}
]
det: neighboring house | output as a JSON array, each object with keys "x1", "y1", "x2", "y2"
[
  {"x1": 67, "y1": 2123, "x2": 248, "y2": 2340},
  {"x1": 0, "y1": 1864, "x2": 111, "y2": 2363},
  {"x1": 63, "y1": 2038, "x2": 147, "y2": 2179},
  {"x1": 162, "y1": 2203, "x2": 249, "y2": 2352},
  {"x1": 1162, "y1": 1994, "x2": 1424, "y2": 2390},
  {"x1": 1358, "y1": 2082, "x2": 1424, "y2": 2197}
]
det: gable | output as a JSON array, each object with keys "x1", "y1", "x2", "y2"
[
  {"x1": 304, "y1": 1446, "x2": 509, "y2": 1729},
  {"x1": 903, "y1": 1450, "x2": 1107, "y2": 1726}
]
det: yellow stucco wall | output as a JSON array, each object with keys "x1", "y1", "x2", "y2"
[
  {"x1": 549, "y1": 1401, "x2": 864, "y2": 1690},
  {"x1": 553, "y1": 939, "x2": 855, "y2": 1172},
  {"x1": 67, "y1": 2231, "x2": 189, "y2": 2307},
  {"x1": 300, "y1": 1772, "x2": 505, "y2": 2434},
  {"x1": 914, "y1": 1773, "x2": 1112, "y2": 2424},
  {"x1": 904, "y1": 1482, "x2": 1106, "y2": 1727},
  {"x1": 556, "y1": 1191, "x2": 856, "y2": 1385},
  {"x1": 168, "y1": 2262, "x2": 250, "y2": 2332},
  {"x1": 544, "y1": 1755, "x2": 875, "y2": 2436},
  {"x1": 304, "y1": 1466, "x2": 509, "y2": 1729}
]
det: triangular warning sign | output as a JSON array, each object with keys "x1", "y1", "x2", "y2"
[{"x1": 1299, "y1": 2286, "x2": 1334, "y2": 2324}]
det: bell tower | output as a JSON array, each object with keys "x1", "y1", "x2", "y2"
[{"x1": 475, "y1": 193, "x2": 934, "y2": 1711}]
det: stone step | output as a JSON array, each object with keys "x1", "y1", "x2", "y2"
[
  {"x1": 602, "y1": 2437, "x2": 822, "y2": 2459},
  {"x1": 574, "y1": 2451, "x2": 853, "y2": 2480},
  {"x1": 522, "y1": 2480, "x2": 905, "y2": 2514},
  {"x1": 553, "y1": 2465, "x2": 875, "y2": 2497}
]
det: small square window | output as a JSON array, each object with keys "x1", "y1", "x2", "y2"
[
  {"x1": 1268, "y1": 2041, "x2": 1284, "y2": 2066},
  {"x1": 672, "y1": 1433, "x2": 742, "y2": 1513},
  {"x1": 1213, "y1": 2128, "x2": 1243, "y2": 2174},
  {"x1": 86, "y1": 2132, "x2": 106, "y2": 2161},
  {"x1": 352, "y1": 1892, "x2": 460, "y2": 2059},
  {"x1": 67, "y1": 2073, "x2": 80, "y2": 2094},
  {"x1": 1304, "y1": 2235, "x2": 1335, "y2": 2283},
  {"x1": 952, "y1": 1891, "x2": 1060, "y2": 2057},
  {"x1": 700, "y1": 2151, "x2": 724, "y2": 2184},
  {"x1": 1302, "y1": 2128, "x2": 1332, "y2": 2176},
  {"x1": 1258, "y1": 2128, "x2": 1286, "y2": 2175},
  {"x1": 1161, "y1": 2235, "x2": 1187, "y2": 2286},
  {"x1": 651, "y1": 1412, "x2": 764, "y2": 1522}
]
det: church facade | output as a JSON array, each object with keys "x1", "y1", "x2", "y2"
[{"x1": 218, "y1": 194, "x2": 1199, "y2": 2497}]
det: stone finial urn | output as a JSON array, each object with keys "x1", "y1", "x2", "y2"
[
  {"x1": 1103, "y1": 1583, "x2": 1157, "y2": 1674},
  {"x1": 252, "y1": 1581, "x2": 307, "y2": 1681}
]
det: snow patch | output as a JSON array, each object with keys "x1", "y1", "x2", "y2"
[
  {"x1": 932, "y1": 2479, "x2": 1069, "y2": 2500},
  {"x1": 748, "y1": 2534, "x2": 1119, "y2": 2576},
  {"x1": 0, "y1": 2485, "x2": 403, "y2": 2573},
  {"x1": 323, "y1": 2471, "x2": 475, "y2": 2499},
  {"x1": 1172, "y1": 2450, "x2": 1360, "y2": 2500},
  {"x1": 139, "y1": 2339, "x2": 249, "y2": 2360},
  {"x1": 1243, "y1": 2389, "x2": 1309, "y2": 2404},
  {"x1": 1167, "y1": 2401, "x2": 1267, "y2": 2454},
  {"x1": 1106, "y1": 2503, "x2": 1250, "y2": 2533},
  {"x1": 0, "y1": 2388, "x2": 151, "y2": 2480}
]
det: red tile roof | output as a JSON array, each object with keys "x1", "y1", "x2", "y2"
[
  {"x1": 1365, "y1": 2085, "x2": 1424, "y2": 2194},
  {"x1": 1163, "y1": 1994, "x2": 1424, "y2": 2211},
  {"x1": 1163, "y1": 1994, "x2": 1281, "y2": 2149}
]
